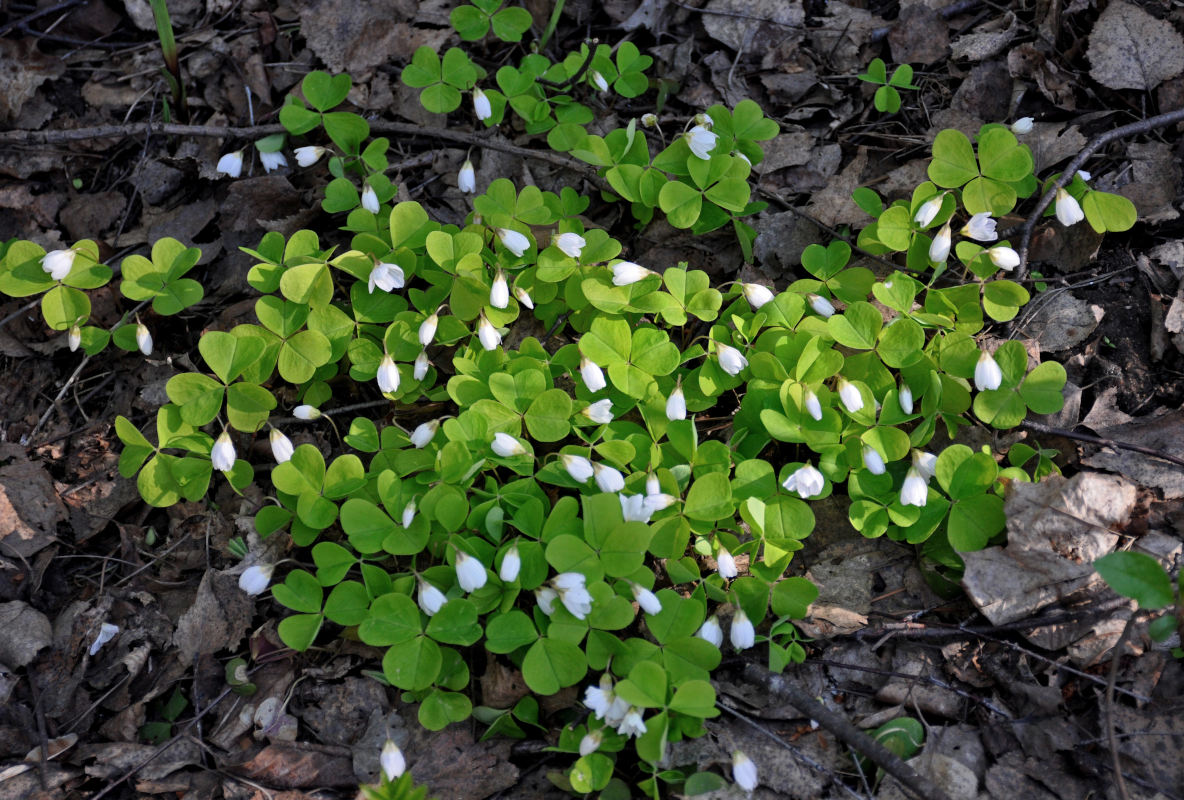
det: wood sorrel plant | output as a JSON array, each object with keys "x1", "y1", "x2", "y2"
[{"x1": 0, "y1": 6, "x2": 1143, "y2": 796}]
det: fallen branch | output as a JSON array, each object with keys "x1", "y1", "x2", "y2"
[
  {"x1": 1014, "y1": 108, "x2": 1184, "y2": 279},
  {"x1": 738, "y1": 663, "x2": 955, "y2": 800},
  {"x1": 0, "y1": 120, "x2": 611, "y2": 192},
  {"x1": 1021, "y1": 419, "x2": 1184, "y2": 470}
]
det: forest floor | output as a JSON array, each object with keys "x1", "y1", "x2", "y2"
[{"x1": 1, "y1": 0, "x2": 1183, "y2": 798}]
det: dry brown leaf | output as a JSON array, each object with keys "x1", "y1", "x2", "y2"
[
  {"x1": 805, "y1": 146, "x2": 868, "y2": 227},
  {"x1": 0, "y1": 40, "x2": 66, "y2": 123},
  {"x1": 0, "y1": 444, "x2": 66, "y2": 558},
  {"x1": 888, "y1": 4, "x2": 949, "y2": 65},
  {"x1": 703, "y1": 0, "x2": 804, "y2": 53},
  {"x1": 1023, "y1": 122, "x2": 1087, "y2": 173},
  {"x1": 951, "y1": 12, "x2": 1019, "y2": 61},
  {"x1": 961, "y1": 473, "x2": 1135, "y2": 626},
  {"x1": 173, "y1": 569, "x2": 254, "y2": 662},
  {"x1": 1087, "y1": 1, "x2": 1184, "y2": 91},
  {"x1": 1082, "y1": 407, "x2": 1184, "y2": 498},
  {"x1": 0, "y1": 601, "x2": 52, "y2": 668},
  {"x1": 1016, "y1": 291, "x2": 1104, "y2": 352}
]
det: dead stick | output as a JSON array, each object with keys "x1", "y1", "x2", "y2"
[
  {"x1": 0, "y1": 121, "x2": 611, "y2": 192},
  {"x1": 1021, "y1": 419, "x2": 1184, "y2": 470},
  {"x1": 740, "y1": 663, "x2": 954, "y2": 800},
  {"x1": 1105, "y1": 610, "x2": 1143, "y2": 800},
  {"x1": 1013, "y1": 108, "x2": 1184, "y2": 279}
]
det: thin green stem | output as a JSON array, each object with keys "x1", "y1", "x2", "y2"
[{"x1": 538, "y1": 0, "x2": 566, "y2": 51}]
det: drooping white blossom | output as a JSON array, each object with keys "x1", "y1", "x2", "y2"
[
  {"x1": 239, "y1": 564, "x2": 274, "y2": 596},
  {"x1": 741, "y1": 282, "x2": 775, "y2": 310},
  {"x1": 1055, "y1": 188, "x2": 1085, "y2": 226},
  {"x1": 697, "y1": 615, "x2": 724, "y2": 648},
  {"x1": 368, "y1": 260, "x2": 405, "y2": 293},
  {"x1": 782, "y1": 463, "x2": 825, "y2": 499},
  {"x1": 216, "y1": 150, "x2": 244, "y2": 178},
  {"x1": 730, "y1": 608, "x2": 755, "y2": 650},
  {"x1": 294, "y1": 146, "x2": 326, "y2": 167},
  {"x1": 580, "y1": 357, "x2": 607, "y2": 392},
  {"x1": 418, "y1": 579, "x2": 447, "y2": 616},
  {"x1": 458, "y1": 159, "x2": 476, "y2": 193},
  {"x1": 961, "y1": 212, "x2": 998, "y2": 242},
  {"x1": 914, "y1": 192, "x2": 945, "y2": 227},
  {"x1": 717, "y1": 546, "x2": 738, "y2": 579},
  {"x1": 491, "y1": 432, "x2": 526, "y2": 457},
  {"x1": 560, "y1": 453, "x2": 595, "y2": 483},
  {"x1": 490, "y1": 269, "x2": 510, "y2": 309},
  {"x1": 716, "y1": 342, "x2": 748, "y2": 376},
  {"x1": 974, "y1": 350, "x2": 1003, "y2": 391},
  {"x1": 211, "y1": 431, "x2": 236, "y2": 472},
  {"x1": 454, "y1": 550, "x2": 487, "y2": 593},
  {"x1": 732, "y1": 751, "x2": 758, "y2": 792},
  {"x1": 269, "y1": 428, "x2": 295, "y2": 463},
  {"x1": 592, "y1": 462, "x2": 625, "y2": 493},
  {"x1": 497, "y1": 227, "x2": 531, "y2": 257},
  {"x1": 361, "y1": 182, "x2": 380, "y2": 213},
  {"x1": 409, "y1": 420, "x2": 439, "y2": 449},
  {"x1": 928, "y1": 223, "x2": 951, "y2": 263},
  {"x1": 381, "y1": 739, "x2": 406, "y2": 781},
  {"x1": 554, "y1": 232, "x2": 586, "y2": 259},
  {"x1": 499, "y1": 544, "x2": 521, "y2": 583},
  {"x1": 41, "y1": 248, "x2": 76, "y2": 281},
  {"x1": 808, "y1": 293, "x2": 836, "y2": 318},
  {"x1": 472, "y1": 88, "x2": 492, "y2": 120}
]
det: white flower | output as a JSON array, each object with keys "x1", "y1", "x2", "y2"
[
  {"x1": 620, "y1": 493, "x2": 652, "y2": 523},
  {"x1": 646, "y1": 472, "x2": 661, "y2": 497},
  {"x1": 361, "y1": 182, "x2": 380, "y2": 213},
  {"x1": 987, "y1": 246, "x2": 1020, "y2": 271},
  {"x1": 716, "y1": 342, "x2": 748, "y2": 376},
  {"x1": 536, "y1": 586, "x2": 558, "y2": 615},
  {"x1": 804, "y1": 390, "x2": 823, "y2": 421},
  {"x1": 477, "y1": 314, "x2": 502, "y2": 351},
  {"x1": 975, "y1": 350, "x2": 1003, "y2": 391},
  {"x1": 717, "y1": 547, "x2": 738, "y2": 579},
  {"x1": 631, "y1": 583, "x2": 662, "y2": 615},
  {"x1": 1010, "y1": 117, "x2": 1034, "y2": 134},
  {"x1": 499, "y1": 545, "x2": 521, "y2": 583},
  {"x1": 583, "y1": 399, "x2": 613, "y2": 425},
  {"x1": 270, "y1": 428, "x2": 295, "y2": 463},
  {"x1": 293, "y1": 404, "x2": 321, "y2": 420},
  {"x1": 961, "y1": 212, "x2": 998, "y2": 242},
  {"x1": 742, "y1": 283, "x2": 775, "y2": 310},
  {"x1": 733, "y1": 751, "x2": 758, "y2": 792},
  {"x1": 417, "y1": 579, "x2": 447, "y2": 616},
  {"x1": 900, "y1": 467, "x2": 929, "y2": 507},
  {"x1": 782, "y1": 463, "x2": 825, "y2": 499},
  {"x1": 580, "y1": 357, "x2": 607, "y2": 392},
  {"x1": 914, "y1": 193, "x2": 945, "y2": 227},
  {"x1": 368, "y1": 261, "x2": 405, "y2": 293},
  {"x1": 473, "y1": 88, "x2": 492, "y2": 120},
  {"x1": 641, "y1": 113, "x2": 658, "y2": 127},
  {"x1": 579, "y1": 729, "x2": 603, "y2": 757},
  {"x1": 561, "y1": 453, "x2": 595, "y2": 483},
  {"x1": 685, "y1": 124, "x2": 719, "y2": 160},
  {"x1": 410, "y1": 420, "x2": 439, "y2": 449},
  {"x1": 458, "y1": 159, "x2": 476, "y2": 193},
  {"x1": 837, "y1": 378, "x2": 863, "y2": 413},
  {"x1": 294, "y1": 145, "x2": 326, "y2": 167},
  {"x1": 490, "y1": 269, "x2": 510, "y2": 309},
  {"x1": 41, "y1": 248, "x2": 75, "y2": 280},
  {"x1": 418, "y1": 312, "x2": 438, "y2": 346},
  {"x1": 68, "y1": 325, "x2": 81, "y2": 352},
  {"x1": 913, "y1": 450, "x2": 938, "y2": 481},
  {"x1": 1076, "y1": 169, "x2": 1092, "y2": 182},
  {"x1": 617, "y1": 707, "x2": 647, "y2": 738},
  {"x1": 589, "y1": 70, "x2": 609, "y2": 92},
  {"x1": 259, "y1": 149, "x2": 287, "y2": 173},
  {"x1": 136, "y1": 323, "x2": 153, "y2": 356},
  {"x1": 898, "y1": 383, "x2": 914, "y2": 414},
  {"x1": 592, "y1": 462, "x2": 625, "y2": 492},
  {"x1": 413, "y1": 351, "x2": 431, "y2": 381},
  {"x1": 1055, "y1": 188, "x2": 1084, "y2": 226},
  {"x1": 211, "y1": 431, "x2": 236, "y2": 472},
  {"x1": 401, "y1": 500, "x2": 416, "y2": 528},
  {"x1": 730, "y1": 609, "x2": 755, "y2": 650},
  {"x1": 928, "y1": 223, "x2": 951, "y2": 263},
  {"x1": 862, "y1": 445, "x2": 886, "y2": 475},
  {"x1": 514, "y1": 286, "x2": 534, "y2": 309},
  {"x1": 377, "y1": 354, "x2": 400, "y2": 394},
  {"x1": 553, "y1": 572, "x2": 593, "y2": 619},
  {"x1": 643, "y1": 493, "x2": 676, "y2": 514},
  {"x1": 611, "y1": 261, "x2": 654, "y2": 286},
  {"x1": 239, "y1": 563, "x2": 274, "y2": 596},
  {"x1": 454, "y1": 550, "x2": 487, "y2": 593},
  {"x1": 666, "y1": 384, "x2": 687, "y2": 421},
  {"x1": 497, "y1": 227, "x2": 530, "y2": 257},
  {"x1": 693, "y1": 113, "x2": 712, "y2": 127},
  {"x1": 554, "y1": 232, "x2": 586, "y2": 259},
  {"x1": 691, "y1": 620, "x2": 719, "y2": 648},
  {"x1": 88, "y1": 622, "x2": 120, "y2": 656},
  {"x1": 808, "y1": 293, "x2": 836, "y2": 318},
  {"x1": 216, "y1": 149, "x2": 244, "y2": 178},
  {"x1": 491, "y1": 432, "x2": 526, "y2": 457},
  {"x1": 697, "y1": 615, "x2": 724, "y2": 648},
  {"x1": 585, "y1": 674, "x2": 615, "y2": 719},
  {"x1": 381, "y1": 739, "x2": 405, "y2": 781}
]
